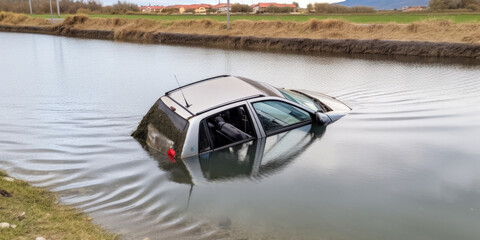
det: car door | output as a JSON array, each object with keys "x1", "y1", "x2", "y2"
[
  {"x1": 181, "y1": 124, "x2": 326, "y2": 184},
  {"x1": 197, "y1": 103, "x2": 259, "y2": 153},
  {"x1": 192, "y1": 98, "x2": 313, "y2": 157}
]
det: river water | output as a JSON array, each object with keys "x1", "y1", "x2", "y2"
[{"x1": 1, "y1": 32, "x2": 480, "y2": 240}]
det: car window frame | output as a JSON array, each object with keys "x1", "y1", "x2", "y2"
[
  {"x1": 197, "y1": 102, "x2": 259, "y2": 153},
  {"x1": 247, "y1": 98, "x2": 315, "y2": 137}
]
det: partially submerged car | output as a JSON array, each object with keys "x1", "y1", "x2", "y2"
[
  {"x1": 138, "y1": 124, "x2": 326, "y2": 185},
  {"x1": 132, "y1": 75, "x2": 351, "y2": 159},
  {"x1": 141, "y1": 124, "x2": 327, "y2": 188}
]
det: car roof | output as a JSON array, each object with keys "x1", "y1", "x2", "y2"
[{"x1": 166, "y1": 75, "x2": 283, "y2": 116}]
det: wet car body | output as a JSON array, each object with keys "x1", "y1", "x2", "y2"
[
  {"x1": 132, "y1": 75, "x2": 351, "y2": 159},
  {"x1": 184, "y1": 124, "x2": 327, "y2": 184},
  {"x1": 142, "y1": 124, "x2": 327, "y2": 186}
]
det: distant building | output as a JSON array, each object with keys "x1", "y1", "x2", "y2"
[
  {"x1": 401, "y1": 6, "x2": 427, "y2": 12},
  {"x1": 138, "y1": 5, "x2": 165, "y2": 13},
  {"x1": 212, "y1": 3, "x2": 230, "y2": 13},
  {"x1": 250, "y1": 3, "x2": 297, "y2": 13},
  {"x1": 140, "y1": 3, "x2": 298, "y2": 14},
  {"x1": 167, "y1": 4, "x2": 212, "y2": 14}
]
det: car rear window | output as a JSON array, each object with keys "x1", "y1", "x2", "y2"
[
  {"x1": 158, "y1": 97, "x2": 188, "y2": 132},
  {"x1": 131, "y1": 98, "x2": 189, "y2": 156}
]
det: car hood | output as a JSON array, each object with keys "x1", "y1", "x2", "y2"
[{"x1": 292, "y1": 89, "x2": 351, "y2": 112}]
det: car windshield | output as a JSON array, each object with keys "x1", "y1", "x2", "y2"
[{"x1": 277, "y1": 88, "x2": 323, "y2": 112}]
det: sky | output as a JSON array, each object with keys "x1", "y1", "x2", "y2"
[{"x1": 100, "y1": 0, "x2": 344, "y2": 8}]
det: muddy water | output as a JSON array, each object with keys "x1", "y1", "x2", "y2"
[{"x1": 1, "y1": 32, "x2": 480, "y2": 240}]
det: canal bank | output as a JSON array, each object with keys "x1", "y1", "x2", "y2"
[
  {"x1": 0, "y1": 171, "x2": 117, "y2": 239},
  {"x1": 1, "y1": 13, "x2": 480, "y2": 59}
]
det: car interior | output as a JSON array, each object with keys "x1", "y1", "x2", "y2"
[{"x1": 201, "y1": 105, "x2": 256, "y2": 150}]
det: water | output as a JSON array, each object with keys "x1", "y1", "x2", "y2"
[{"x1": 1, "y1": 32, "x2": 480, "y2": 240}]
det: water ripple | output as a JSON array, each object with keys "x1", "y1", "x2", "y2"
[{"x1": 1, "y1": 32, "x2": 480, "y2": 240}]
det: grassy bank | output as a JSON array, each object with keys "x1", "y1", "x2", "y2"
[
  {"x1": 0, "y1": 170, "x2": 117, "y2": 240},
  {"x1": 3, "y1": 12, "x2": 480, "y2": 43},
  {"x1": 21, "y1": 14, "x2": 480, "y2": 43},
  {"x1": 34, "y1": 12, "x2": 480, "y2": 23},
  {"x1": 1, "y1": 12, "x2": 479, "y2": 58}
]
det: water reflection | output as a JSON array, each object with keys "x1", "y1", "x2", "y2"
[{"x1": 140, "y1": 125, "x2": 326, "y2": 186}]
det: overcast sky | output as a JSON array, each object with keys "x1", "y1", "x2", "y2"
[{"x1": 100, "y1": 0, "x2": 344, "y2": 8}]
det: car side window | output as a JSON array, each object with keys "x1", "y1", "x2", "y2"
[
  {"x1": 199, "y1": 105, "x2": 256, "y2": 152},
  {"x1": 252, "y1": 100, "x2": 311, "y2": 134},
  {"x1": 198, "y1": 123, "x2": 211, "y2": 153}
]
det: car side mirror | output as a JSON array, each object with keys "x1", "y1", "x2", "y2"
[{"x1": 316, "y1": 111, "x2": 332, "y2": 125}]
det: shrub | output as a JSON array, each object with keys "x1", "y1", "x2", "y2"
[
  {"x1": 76, "y1": 8, "x2": 91, "y2": 14},
  {"x1": 307, "y1": 3, "x2": 314, "y2": 12},
  {"x1": 314, "y1": 3, "x2": 348, "y2": 13},
  {"x1": 231, "y1": 3, "x2": 251, "y2": 13},
  {"x1": 162, "y1": 8, "x2": 179, "y2": 14},
  {"x1": 264, "y1": 6, "x2": 293, "y2": 13},
  {"x1": 111, "y1": 1, "x2": 139, "y2": 14},
  {"x1": 429, "y1": 0, "x2": 480, "y2": 10},
  {"x1": 306, "y1": 3, "x2": 376, "y2": 14},
  {"x1": 350, "y1": 6, "x2": 376, "y2": 13},
  {"x1": 206, "y1": 8, "x2": 217, "y2": 13}
]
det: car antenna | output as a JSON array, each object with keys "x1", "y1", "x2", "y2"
[
  {"x1": 186, "y1": 183, "x2": 194, "y2": 210},
  {"x1": 174, "y1": 75, "x2": 191, "y2": 108}
]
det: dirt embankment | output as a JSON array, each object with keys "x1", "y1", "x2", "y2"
[{"x1": 1, "y1": 12, "x2": 480, "y2": 59}]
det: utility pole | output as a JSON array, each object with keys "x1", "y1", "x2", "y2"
[
  {"x1": 56, "y1": 0, "x2": 61, "y2": 17},
  {"x1": 227, "y1": 0, "x2": 230, "y2": 29},
  {"x1": 49, "y1": 0, "x2": 53, "y2": 24},
  {"x1": 28, "y1": 0, "x2": 32, "y2": 15}
]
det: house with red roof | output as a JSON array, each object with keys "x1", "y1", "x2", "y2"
[
  {"x1": 251, "y1": 2, "x2": 297, "y2": 13},
  {"x1": 138, "y1": 5, "x2": 166, "y2": 13},
  {"x1": 401, "y1": 6, "x2": 427, "y2": 12},
  {"x1": 212, "y1": 3, "x2": 230, "y2": 12},
  {"x1": 250, "y1": 3, "x2": 297, "y2": 13},
  {"x1": 166, "y1": 4, "x2": 212, "y2": 14}
]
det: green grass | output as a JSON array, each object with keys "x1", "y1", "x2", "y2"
[
  {"x1": 34, "y1": 12, "x2": 480, "y2": 23},
  {"x1": 0, "y1": 170, "x2": 118, "y2": 240}
]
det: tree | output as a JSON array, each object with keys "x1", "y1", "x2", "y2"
[
  {"x1": 206, "y1": 7, "x2": 217, "y2": 13},
  {"x1": 292, "y1": 1, "x2": 299, "y2": 8},
  {"x1": 231, "y1": 3, "x2": 251, "y2": 12},
  {"x1": 111, "y1": 1, "x2": 139, "y2": 14},
  {"x1": 0, "y1": 0, "x2": 106, "y2": 14},
  {"x1": 428, "y1": 0, "x2": 480, "y2": 10},
  {"x1": 306, "y1": 3, "x2": 313, "y2": 12},
  {"x1": 264, "y1": 5, "x2": 293, "y2": 13},
  {"x1": 162, "y1": 8, "x2": 179, "y2": 14},
  {"x1": 314, "y1": 3, "x2": 348, "y2": 13},
  {"x1": 184, "y1": 8, "x2": 195, "y2": 13}
]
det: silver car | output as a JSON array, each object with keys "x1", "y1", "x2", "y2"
[{"x1": 132, "y1": 75, "x2": 351, "y2": 159}]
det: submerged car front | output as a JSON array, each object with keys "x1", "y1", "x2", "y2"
[{"x1": 277, "y1": 88, "x2": 351, "y2": 123}]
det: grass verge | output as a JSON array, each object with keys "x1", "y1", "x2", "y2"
[
  {"x1": 0, "y1": 170, "x2": 118, "y2": 240},
  {"x1": 33, "y1": 12, "x2": 480, "y2": 23}
]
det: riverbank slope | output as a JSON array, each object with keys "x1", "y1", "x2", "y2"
[
  {"x1": 0, "y1": 170, "x2": 117, "y2": 239},
  {"x1": 1, "y1": 12, "x2": 479, "y2": 58}
]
